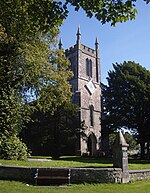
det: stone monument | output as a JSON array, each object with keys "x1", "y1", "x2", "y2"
[{"x1": 112, "y1": 131, "x2": 129, "y2": 183}]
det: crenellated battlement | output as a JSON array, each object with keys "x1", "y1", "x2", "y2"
[
  {"x1": 81, "y1": 44, "x2": 95, "y2": 55},
  {"x1": 65, "y1": 45, "x2": 77, "y2": 54},
  {"x1": 65, "y1": 43, "x2": 96, "y2": 57}
]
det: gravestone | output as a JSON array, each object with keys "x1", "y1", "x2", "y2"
[{"x1": 112, "y1": 131, "x2": 129, "y2": 183}]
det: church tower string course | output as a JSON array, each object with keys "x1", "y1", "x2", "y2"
[{"x1": 62, "y1": 27, "x2": 102, "y2": 156}]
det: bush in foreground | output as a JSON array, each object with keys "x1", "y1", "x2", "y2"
[{"x1": 0, "y1": 134, "x2": 30, "y2": 160}]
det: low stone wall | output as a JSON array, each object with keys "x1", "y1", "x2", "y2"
[
  {"x1": 0, "y1": 165, "x2": 37, "y2": 183},
  {"x1": 70, "y1": 168, "x2": 122, "y2": 183},
  {"x1": 0, "y1": 165, "x2": 122, "y2": 184},
  {"x1": 129, "y1": 169, "x2": 150, "y2": 181},
  {"x1": 1, "y1": 165, "x2": 150, "y2": 184}
]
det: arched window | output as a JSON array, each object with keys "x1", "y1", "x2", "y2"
[
  {"x1": 89, "y1": 105, "x2": 94, "y2": 127},
  {"x1": 86, "y1": 58, "x2": 92, "y2": 78},
  {"x1": 86, "y1": 58, "x2": 89, "y2": 77},
  {"x1": 89, "y1": 59, "x2": 92, "y2": 78}
]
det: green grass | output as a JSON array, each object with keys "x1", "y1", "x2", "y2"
[
  {"x1": 128, "y1": 159, "x2": 150, "y2": 170},
  {"x1": 0, "y1": 156, "x2": 150, "y2": 170},
  {"x1": 1, "y1": 157, "x2": 150, "y2": 193},
  {"x1": 1, "y1": 180, "x2": 150, "y2": 193},
  {"x1": 0, "y1": 156, "x2": 113, "y2": 168}
]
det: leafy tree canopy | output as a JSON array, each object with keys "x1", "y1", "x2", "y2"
[
  {"x1": 109, "y1": 132, "x2": 139, "y2": 151},
  {"x1": 103, "y1": 61, "x2": 150, "y2": 158},
  {"x1": 0, "y1": 0, "x2": 73, "y2": 114},
  {"x1": 0, "y1": 0, "x2": 67, "y2": 40},
  {"x1": 0, "y1": 0, "x2": 73, "y2": 159},
  {"x1": 22, "y1": 102, "x2": 82, "y2": 158},
  {"x1": 1, "y1": 0, "x2": 150, "y2": 31},
  {"x1": 66, "y1": 0, "x2": 150, "y2": 26}
]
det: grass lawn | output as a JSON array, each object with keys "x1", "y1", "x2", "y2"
[
  {"x1": 0, "y1": 156, "x2": 113, "y2": 168},
  {"x1": 0, "y1": 157, "x2": 150, "y2": 192},
  {"x1": 0, "y1": 156, "x2": 150, "y2": 170},
  {"x1": 1, "y1": 180, "x2": 150, "y2": 193},
  {"x1": 128, "y1": 159, "x2": 150, "y2": 170}
]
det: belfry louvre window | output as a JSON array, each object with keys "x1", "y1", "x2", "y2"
[
  {"x1": 90, "y1": 105, "x2": 94, "y2": 126},
  {"x1": 86, "y1": 58, "x2": 92, "y2": 78}
]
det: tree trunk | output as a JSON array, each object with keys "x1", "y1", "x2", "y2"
[
  {"x1": 146, "y1": 142, "x2": 149, "y2": 159},
  {"x1": 52, "y1": 109, "x2": 61, "y2": 159},
  {"x1": 140, "y1": 142, "x2": 145, "y2": 159}
]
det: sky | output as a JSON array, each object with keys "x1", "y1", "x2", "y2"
[{"x1": 59, "y1": 1, "x2": 150, "y2": 84}]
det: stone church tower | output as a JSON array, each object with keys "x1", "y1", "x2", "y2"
[{"x1": 61, "y1": 27, "x2": 102, "y2": 156}]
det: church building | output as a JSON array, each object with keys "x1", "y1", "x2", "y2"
[{"x1": 60, "y1": 27, "x2": 102, "y2": 156}]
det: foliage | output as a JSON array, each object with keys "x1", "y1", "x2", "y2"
[
  {"x1": 66, "y1": 0, "x2": 138, "y2": 26},
  {"x1": 0, "y1": 0, "x2": 72, "y2": 114},
  {"x1": 67, "y1": 0, "x2": 150, "y2": 26},
  {"x1": 0, "y1": 29, "x2": 72, "y2": 158},
  {"x1": 0, "y1": 23, "x2": 72, "y2": 109},
  {"x1": 0, "y1": 134, "x2": 30, "y2": 160},
  {"x1": 36, "y1": 50, "x2": 73, "y2": 112},
  {"x1": 1, "y1": 0, "x2": 148, "y2": 32},
  {"x1": 0, "y1": 88, "x2": 23, "y2": 135},
  {"x1": 0, "y1": 0, "x2": 67, "y2": 39},
  {"x1": 109, "y1": 132, "x2": 139, "y2": 151},
  {"x1": 103, "y1": 61, "x2": 150, "y2": 158},
  {"x1": 22, "y1": 103, "x2": 83, "y2": 158},
  {"x1": 0, "y1": 0, "x2": 73, "y2": 160},
  {"x1": 64, "y1": 0, "x2": 150, "y2": 26}
]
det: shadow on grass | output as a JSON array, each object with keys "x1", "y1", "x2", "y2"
[
  {"x1": 129, "y1": 159, "x2": 150, "y2": 164},
  {"x1": 30, "y1": 155, "x2": 150, "y2": 166},
  {"x1": 52, "y1": 156, "x2": 113, "y2": 168}
]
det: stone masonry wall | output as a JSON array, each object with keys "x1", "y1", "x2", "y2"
[
  {"x1": 129, "y1": 169, "x2": 150, "y2": 181},
  {"x1": 1, "y1": 165, "x2": 150, "y2": 184},
  {"x1": 0, "y1": 165, "x2": 36, "y2": 183},
  {"x1": 0, "y1": 165, "x2": 122, "y2": 184},
  {"x1": 70, "y1": 168, "x2": 122, "y2": 184}
]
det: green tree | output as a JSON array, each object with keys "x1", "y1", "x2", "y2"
[
  {"x1": 103, "y1": 61, "x2": 150, "y2": 159},
  {"x1": 0, "y1": 30, "x2": 73, "y2": 159},
  {"x1": 22, "y1": 103, "x2": 83, "y2": 158},
  {"x1": 109, "y1": 132, "x2": 139, "y2": 152},
  {"x1": 66, "y1": 0, "x2": 149, "y2": 26},
  {"x1": 1, "y1": 1, "x2": 149, "y2": 31},
  {"x1": 0, "y1": 1, "x2": 72, "y2": 159}
]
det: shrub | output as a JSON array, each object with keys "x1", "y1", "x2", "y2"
[{"x1": 0, "y1": 134, "x2": 30, "y2": 160}]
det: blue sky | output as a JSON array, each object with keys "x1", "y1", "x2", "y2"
[{"x1": 59, "y1": 1, "x2": 150, "y2": 84}]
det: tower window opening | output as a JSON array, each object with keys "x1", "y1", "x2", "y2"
[
  {"x1": 86, "y1": 58, "x2": 92, "y2": 78},
  {"x1": 90, "y1": 105, "x2": 94, "y2": 127}
]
